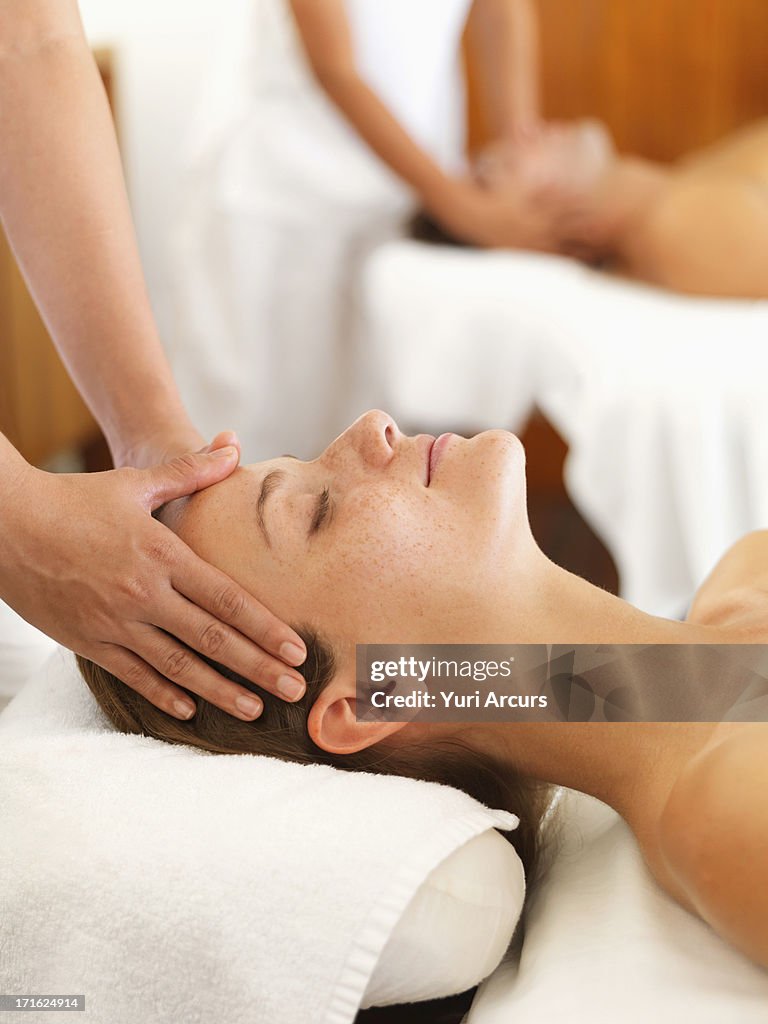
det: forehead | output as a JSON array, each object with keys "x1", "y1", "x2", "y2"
[
  {"x1": 159, "y1": 459, "x2": 322, "y2": 624},
  {"x1": 163, "y1": 463, "x2": 271, "y2": 542}
]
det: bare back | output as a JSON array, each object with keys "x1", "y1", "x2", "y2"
[{"x1": 621, "y1": 120, "x2": 768, "y2": 298}]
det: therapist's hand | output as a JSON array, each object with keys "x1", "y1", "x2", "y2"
[
  {"x1": 434, "y1": 175, "x2": 560, "y2": 252},
  {"x1": 0, "y1": 443, "x2": 307, "y2": 721}
]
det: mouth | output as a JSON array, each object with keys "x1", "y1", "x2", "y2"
[
  {"x1": 428, "y1": 433, "x2": 455, "y2": 485},
  {"x1": 424, "y1": 436, "x2": 436, "y2": 486}
]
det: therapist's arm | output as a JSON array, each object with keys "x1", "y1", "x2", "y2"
[
  {"x1": 0, "y1": 0, "x2": 197, "y2": 467},
  {"x1": 287, "y1": 0, "x2": 539, "y2": 248},
  {"x1": 0, "y1": 2, "x2": 307, "y2": 714},
  {"x1": 465, "y1": 0, "x2": 541, "y2": 141}
]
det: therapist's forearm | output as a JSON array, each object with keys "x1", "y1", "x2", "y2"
[
  {"x1": 466, "y1": 0, "x2": 540, "y2": 138},
  {"x1": 289, "y1": 0, "x2": 457, "y2": 212},
  {"x1": 312, "y1": 68, "x2": 464, "y2": 221},
  {"x1": 309, "y1": 65, "x2": 543, "y2": 249},
  {"x1": 0, "y1": 4, "x2": 195, "y2": 463}
]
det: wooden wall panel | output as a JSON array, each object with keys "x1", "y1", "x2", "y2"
[
  {"x1": 468, "y1": 0, "x2": 768, "y2": 160},
  {"x1": 537, "y1": 0, "x2": 768, "y2": 159}
]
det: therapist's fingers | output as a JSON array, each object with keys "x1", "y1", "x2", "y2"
[
  {"x1": 129, "y1": 446, "x2": 308, "y2": 671},
  {"x1": 138, "y1": 445, "x2": 244, "y2": 511},
  {"x1": 1, "y1": 452, "x2": 308, "y2": 721},
  {"x1": 199, "y1": 430, "x2": 241, "y2": 457},
  {"x1": 172, "y1": 548, "x2": 309, "y2": 675},
  {"x1": 114, "y1": 427, "x2": 240, "y2": 472},
  {"x1": 156, "y1": 590, "x2": 307, "y2": 704},
  {"x1": 93, "y1": 642, "x2": 262, "y2": 722},
  {"x1": 122, "y1": 627, "x2": 275, "y2": 722}
]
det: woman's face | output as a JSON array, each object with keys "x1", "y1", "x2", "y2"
[
  {"x1": 164, "y1": 411, "x2": 534, "y2": 669},
  {"x1": 476, "y1": 120, "x2": 616, "y2": 254},
  {"x1": 510, "y1": 120, "x2": 615, "y2": 196}
]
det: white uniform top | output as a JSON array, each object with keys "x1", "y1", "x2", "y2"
[
  {"x1": 344, "y1": 0, "x2": 472, "y2": 173},
  {"x1": 173, "y1": 0, "x2": 475, "y2": 459},
  {"x1": 188, "y1": 0, "x2": 472, "y2": 218}
]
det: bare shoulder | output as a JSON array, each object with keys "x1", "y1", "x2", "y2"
[
  {"x1": 658, "y1": 726, "x2": 768, "y2": 968},
  {"x1": 678, "y1": 118, "x2": 768, "y2": 178},
  {"x1": 686, "y1": 530, "x2": 768, "y2": 641},
  {"x1": 627, "y1": 175, "x2": 768, "y2": 299}
]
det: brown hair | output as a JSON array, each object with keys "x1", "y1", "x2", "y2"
[{"x1": 77, "y1": 627, "x2": 552, "y2": 889}]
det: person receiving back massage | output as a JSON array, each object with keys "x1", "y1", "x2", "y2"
[
  {"x1": 284, "y1": 0, "x2": 766, "y2": 300},
  {"x1": 466, "y1": 116, "x2": 768, "y2": 298},
  {"x1": 80, "y1": 409, "x2": 768, "y2": 974}
]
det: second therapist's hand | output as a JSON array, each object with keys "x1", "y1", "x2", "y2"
[{"x1": 0, "y1": 446, "x2": 307, "y2": 721}]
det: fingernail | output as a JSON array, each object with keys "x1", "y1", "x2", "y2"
[
  {"x1": 278, "y1": 675, "x2": 306, "y2": 701},
  {"x1": 211, "y1": 445, "x2": 238, "y2": 460},
  {"x1": 280, "y1": 641, "x2": 306, "y2": 665},
  {"x1": 174, "y1": 700, "x2": 196, "y2": 720},
  {"x1": 235, "y1": 694, "x2": 263, "y2": 719}
]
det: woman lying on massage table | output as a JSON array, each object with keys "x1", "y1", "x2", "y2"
[
  {"x1": 79, "y1": 410, "x2": 768, "y2": 972},
  {"x1": 472, "y1": 117, "x2": 768, "y2": 299}
]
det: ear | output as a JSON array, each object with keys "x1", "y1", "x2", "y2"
[{"x1": 307, "y1": 672, "x2": 407, "y2": 755}]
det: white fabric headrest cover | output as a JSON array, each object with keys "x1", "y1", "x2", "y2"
[
  {"x1": 0, "y1": 649, "x2": 526, "y2": 1023},
  {"x1": 365, "y1": 828, "x2": 525, "y2": 1008}
]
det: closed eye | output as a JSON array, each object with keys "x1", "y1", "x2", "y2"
[{"x1": 309, "y1": 487, "x2": 333, "y2": 535}]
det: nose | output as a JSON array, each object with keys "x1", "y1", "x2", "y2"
[
  {"x1": 322, "y1": 409, "x2": 399, "y2": 471},
  {"x1": 351, "y1": 409, "x2": 399, "y2": 467}
]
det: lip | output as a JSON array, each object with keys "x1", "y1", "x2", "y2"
[
  {"x1": 428, "y1": 433, "x2": 455, "y2": 485},
  {"x1": 423, "y1": 436, "x2": 436, "y2": 486}
]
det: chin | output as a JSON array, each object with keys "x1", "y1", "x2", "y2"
[
  {"x1": 475, "y1": 429, "x2": 526, "y2": 464},
  {"x1": 474, "y1": 430, "x2": 529, "y2": 522}
]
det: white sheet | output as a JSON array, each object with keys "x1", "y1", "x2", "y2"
[
  {"x1": 364, "y1": 242, "x2": 768, "y2": 617},
  {"x1": 467, "y1": 788, "x2": 768, "y2": 1023}
]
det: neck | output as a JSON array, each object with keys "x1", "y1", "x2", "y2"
[
  {"x1": 482, "y1": 721, "x2": 708, "y2": 825},
  {"x1": 577, "y1": 156, "x2": 671, "y2": 256},
  {"x1": 487, "y1": 550, "x2": 726, "y2": 646},
  {"x1": 435, "y1": 554, "x2": 726, "y2": 824}
]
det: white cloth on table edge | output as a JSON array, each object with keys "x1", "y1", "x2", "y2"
[{"x1": 468, "y1": 787, "x2": 768, "y2": 1023}]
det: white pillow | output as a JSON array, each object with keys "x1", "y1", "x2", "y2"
[
  {"x1": 468, "y1": 789, "x2": 768, "y2": 1024},
  {"x1": 365, "y1": 827, "x2": 525, "y2": 1007},
  {"x1": 0, "y1": 645, "x2": 526, "y2": 1020}
]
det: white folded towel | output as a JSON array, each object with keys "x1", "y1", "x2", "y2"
[
  {"x1": 0, "y1": 600, "x2": 56, "y2": 706},
  {"x1": 0, "y1": 649, "x2": 519, "y2": 1024}
]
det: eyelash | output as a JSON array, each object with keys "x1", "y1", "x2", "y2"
[{"x1": 309, "y1": 487, "x2": 332, "y2": 535}]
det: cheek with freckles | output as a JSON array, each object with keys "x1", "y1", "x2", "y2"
[{"x1": 305, "y1": 490, "x2": 474, "y2": 639}]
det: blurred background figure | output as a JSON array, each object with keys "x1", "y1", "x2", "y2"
[
  {"x1": 169, "y1": 0, "x2": 541, "y2": 460},
  {"x1": 470, "y1": 116, "x2": 768, "y2": 298}
]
